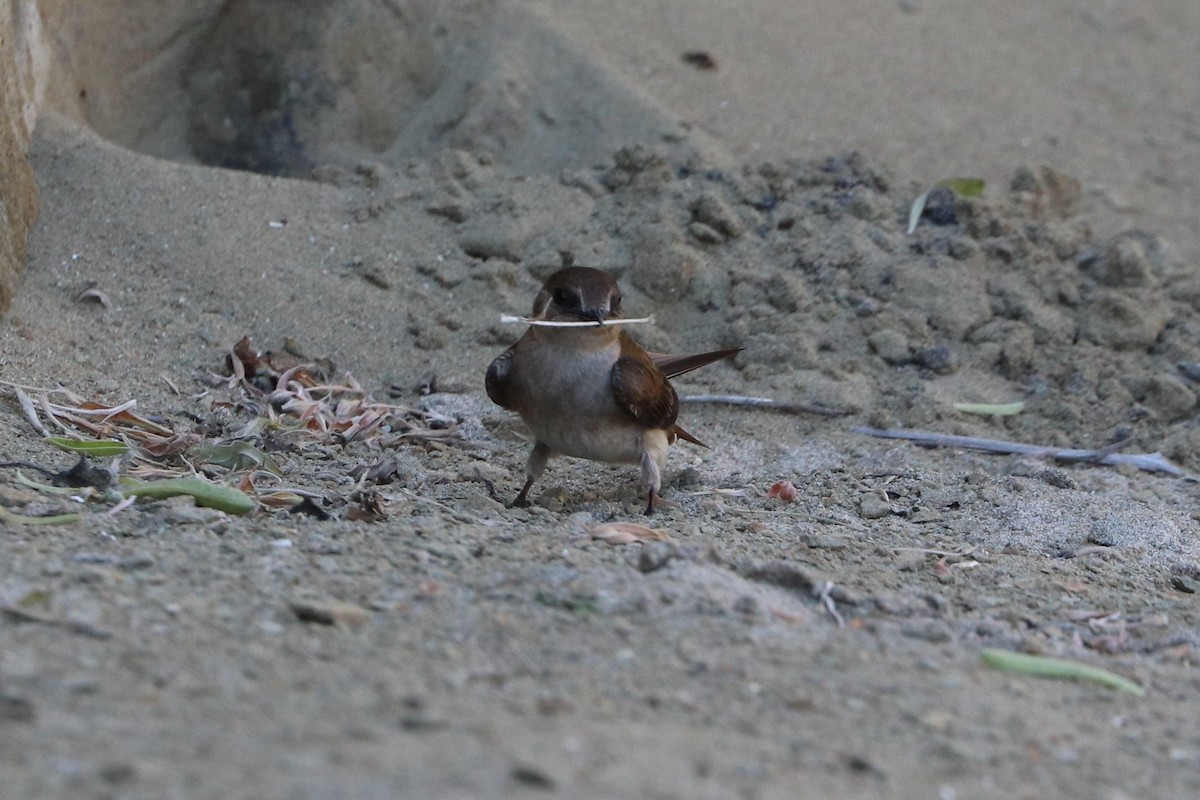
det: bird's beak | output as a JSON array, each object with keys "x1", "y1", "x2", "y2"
[{"x1": 581, "y1": 307, "x2": 608, "y2": 325}]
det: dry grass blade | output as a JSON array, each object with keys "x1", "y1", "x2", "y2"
[{"x1": 13, "y1": 387, "x2": 46, "y2": 436}]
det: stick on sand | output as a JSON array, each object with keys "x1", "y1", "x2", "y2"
[{"x1": 852, "y1": 425, "x2": 1194, "y2": 479}]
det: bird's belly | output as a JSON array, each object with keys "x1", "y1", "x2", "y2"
[
  {"x1": 528, "y1": 415, "x2": 646, "y2": 464},
  {"x1": 511, "y1": 342, "x2": 647, "y2": 463}
]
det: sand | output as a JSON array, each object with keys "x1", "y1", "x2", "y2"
[{"x1": 3, "y1": 1, "x2": 1200, "y2": 797}]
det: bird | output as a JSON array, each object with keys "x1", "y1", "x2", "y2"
[{"x1": 486, "y1": 266, "x2": 739, "y2": 514}]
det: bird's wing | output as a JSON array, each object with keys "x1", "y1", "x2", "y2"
[
  {"x1": 650, "y1": 348, "x2": 742, "y2": 380},
  {"x1": 611, "y1": 353, "x2": 679, "y2": 430},
  {"x1": 485, "y1": 344, "x2": 517, "y2": 410}
]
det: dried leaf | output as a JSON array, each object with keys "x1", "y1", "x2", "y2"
[
  {"x1": 77, "y1": 287, "x2": 113, "y2": 308},
  {"x1": 231, "y1": 336, "x2": 262, "y2": 378},
  {"x1": 584, "y1": 522, "x2": 670, "y2": 545},
  {"x1": 767, "y1": 480, "x2": 798, "y2": 503}
]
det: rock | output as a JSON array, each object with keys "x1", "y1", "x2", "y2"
[
  {"x1": 1087, "y1": 237, "x2": 1156, "y2": 288},
  {"x1": 289, "y1": 598, "x2": 371, "y2": 627},
  {"x1": 867, "y1": 328, "x2": 912, "y2": 365},
  {"x1": 1080, "y1": 290, "x2": 1167, "y2": 350},
  {"x1": 636, "y1": 541, "x2": 675, "y2": 573},
  {"x1": 1139, "y1": 374, "x2": 1197, "y2": 422},
  {"x1": 914, "y1": 344, "x2": 957, "y2": 375},
  {"x1": 690, "y1": 192, "x2": 744, "y2": 239},
  {"x1": 1010, "y1": 165, "x2": 1082, "y2": 219},
  {"x1": 0, "y1": 693, "x2": 35, "y2": 723},
  {"x1": 858, "y1": 493, "x2": 892, "y2": 520},
  {"x1": 627, "y1": 224, "x2": 700, "y2": 301}
]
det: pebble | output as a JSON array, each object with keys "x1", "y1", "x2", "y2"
[
  {"x1": 900, "y1": 619, "x2": 953, "y2": 643},
  {"x1": 636, "y1": 541, "x2": 675, "y2": 574},
  {"x1": 1081, "y1": 290, "x2": 1166, "y2": 350},
  {"x1": 1140, "y1": 374, "x2": 1197, "y2": 422},
  {"x1": 690, "y1": 192, "x2": 744, "y2": 239},
  {"x1": 867, "y1": 328, "x2": 912, "y2": 365},
  {"x1": 858, "y1": 493, "x2": 893, "y2": 520},
  {"x1": 289, "y1": 598, "x2": 371, "y2": 627}
]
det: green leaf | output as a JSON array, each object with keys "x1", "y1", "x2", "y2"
[
  {"x1": 119, "y1": 477, "x2": 256, "y2": 515},
  {"x1": 981, "y1": 648, "x2": 1144, "y2": 696},
  {"x1": 0, "y1": 505, "x2": 82, "y2": 526},
  {"x1": 193, "y1": 442, "x2": 282, "y2": 476},
  {"x1": 953, "y1": 401, "x2": 1026, "y2": 416},
  {"x1": 937, "y1": 177, "x2": 985, "y2": 197},
  {"x1": 47, "y1": 437, "x2": 128, "y2": 457},
  {"x1": 15, "y1": 470, "x2": 81, "y2": 495}
]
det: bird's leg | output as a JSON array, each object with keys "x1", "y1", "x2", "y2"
[
  {"x1": 644, "y1": 488, "x2": 657, "y2": 516},
  {"x1": 512, "y1": 442, "x2": 550, "y2": 508},
  {"x1": 639, "y1": 448, "x2": 663, "y2": 516}
]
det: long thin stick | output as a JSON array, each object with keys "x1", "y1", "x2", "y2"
[
  {"x1": 852, "y1": 425, "x2": 1193, "y2": 479},
  {"x1": 681, "y1": 394, "x2": 852, "y2": 417},
  {"x1": 499, "y1": 315, "x2": 655, "y2": 328}
]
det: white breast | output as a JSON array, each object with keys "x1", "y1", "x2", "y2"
[{"x1": 509, "y1": 334, "x2": 652, "y2": 464}]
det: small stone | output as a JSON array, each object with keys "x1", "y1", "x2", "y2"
[
  {"x1": 690, "y1": 192, "x2": 744, "y2": 239},
  {"x1": 425, "y1": 203, "x2": 468, "y2": 223},
  {"x1": 1091, "y1": 237, "x2": 1154, "y2": 288},
  {"x1": 0, "y1": 694, "x2": 35, "y2": 723},
  {"x1": 858, "y1": 493, "x2": 893, "y2": 519},
  {"x1": 914, "y1": 344, "x2": 957, "y2": 375},
  {"x1": 1035, "y1": 468, "x2": 1077, "y2": 490},
  {"x1": 1171, "y1": 575, "x2": 1197, "y2": 594},
  {"x1": 921, "y1": 187, "x2": 958, "y2": 226},
  {"x1": 1140, "y1": 374, "x2": 1197, "y2": 422},
  {"x1": 100, "y1": 762, "x2": 137, "y2": 785},
  {"x1": 289, "y1": 598, "x2": 371, "y2": 627},
  {"x1": 1177, "y1": 362, "x2": 1200, "y2": 384},
  {"x1": 868, "y1": 328, "x2": 912, "y2": 365},
  {"x1": 534, "y1": 486, "x2": 569, "y2": 512},
  {"x1": 511, "y1": 764, "x2": 556, "y2": 790},
  {"x1": 1010, "y1": 165, "x2": 1082, "y2": 219},
  {"x1": 636, "y1": 541, "x2": 674, "y2": 573},
  {"x1": 688, "y1": 221, "x2": 724, "y2": 245},
  {"x1": 1080, "y1": 290, "x2": 1166, "y2": 350},
  {"x1": 901, "y1": 619, "x2": 953, "y2": 643},
  {"x1": 628, "y1": 225, "x2": 700, "y2": 301}
]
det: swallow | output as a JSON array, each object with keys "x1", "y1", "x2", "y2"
[{"x1": 486, "y1": 266, "x2": 739, "y2": 514}]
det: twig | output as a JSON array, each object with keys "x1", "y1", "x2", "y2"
[
  {"x1": 500, "y1": 315, "x2": 655, "y2": 328},
  {"x1": 681, "y1": 395, "x2": 852, "y2": 417},
  {"x1": 851, "y1": 426, "x2": 1194, "y2": 479},
  {"x1": 1, "y1": 606, "x2": 112, "y2": 639},
  {"x1": 816, "y1": 581, "x2": 845, "y2": 628},
  {"x1": 892, "y1": 545, "x2": 977, "y2": 558}
]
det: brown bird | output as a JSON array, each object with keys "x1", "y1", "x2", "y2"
[{"x1": 486, "y1": 266, "x2": 739, "y2": 514}]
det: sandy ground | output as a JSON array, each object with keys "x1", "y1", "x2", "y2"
[{"x1": 3, "y1": 1, "x2": 1200, "y2": 798}]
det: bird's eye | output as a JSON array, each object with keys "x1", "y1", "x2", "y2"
[
  {"x1": 552, "y1": 288, "x2": 576, "y2": 307},
  {"x1": 611, "y1": 294, "x2": 622, "y2": 312}
]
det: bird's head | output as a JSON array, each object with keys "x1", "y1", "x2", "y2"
[{"x1": 532, "y1": 267, "x2": 624, "y2": 325}]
